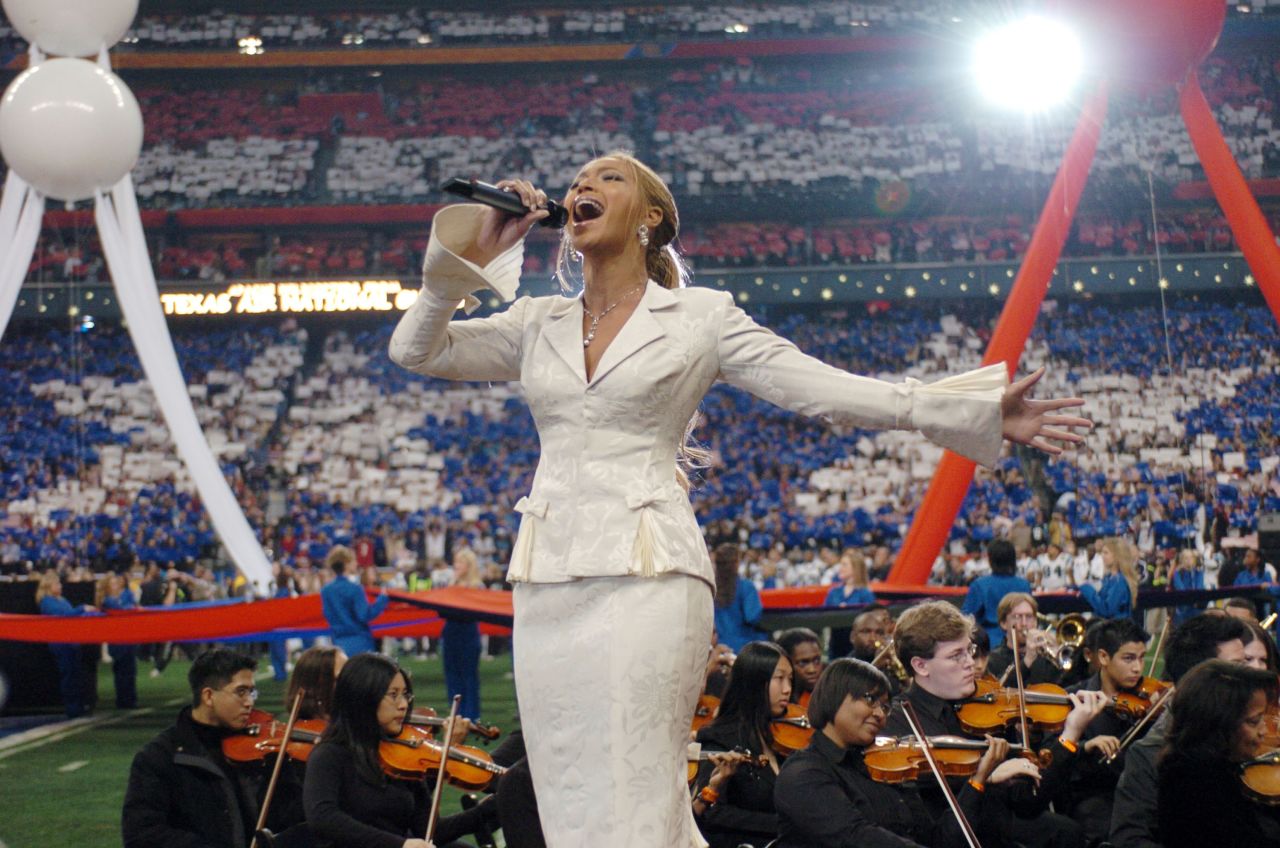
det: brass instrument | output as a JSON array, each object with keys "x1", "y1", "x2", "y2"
[
  {"x1": 1262, "y1": 612, "x2": 1278, "y2": 630},
  {"x1": 1034, "y1": 613, "x2": 1087, "y2": 671},
  {"x1": 872, "y1": 638, "x2": 910, "y2": 685}
]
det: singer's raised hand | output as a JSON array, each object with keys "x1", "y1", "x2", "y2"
[
  {"x1": 462, "y1": 178, "x2": 549, "y2": 266},
  {"x1": 1000, "y1": 367, "x2": 1092, "y2": 455}
]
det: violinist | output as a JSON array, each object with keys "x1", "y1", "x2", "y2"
[
  {"x1": 1109, "y1": 612, "x2": 1249, "y2": 848},
  {"x1": 123, "y1": 649, "x2": 279, "y2": 848},
  {"x1": 884, "y1": 601, "x2": 1105, "y2": 848},
  {"x1": 302, "y1": 653, "x2": 492, "y2": 848},
  {"x1": 288, "y1": 646, "x2": 348, "y2": 721},
  {"x1": 1242, "y1": 619, "x2": 1279, "y2": 672},
  {"x1": 1156, "y1": 659, "x2": 1280, "y2": 847},
  {"x1": 773, "y1": 658, "x2": 1013, "y2": 848},
  {"x1": 1058, "y1": 618, "x2": 1150, "y2": 842},
  {"x1": 692, "y1": 641, "x2": 793, "y2": 848},
  {"x1": 985, "y1": 593, "x2": 1061, "y2": 687},
  {"x1": 971, "y1": 626, "x2": 994, "y2": 685},
  {"x1": 777, "y1": 628, "x2": 824, "y2": 708}
]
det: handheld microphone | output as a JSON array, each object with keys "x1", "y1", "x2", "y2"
[{"x1": 440, "y1": 178, "x2": 568, "y2": 229}]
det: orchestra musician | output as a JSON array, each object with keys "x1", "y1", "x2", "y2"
[
  {"x1": 1109, "y1": 612, "x2": 1250, "y2": 848},
  {"x1": 1058, "y1": 618, "x2": 1150, "y2": 842},
  {"x1": 985, "y1": 593, "x2": 1061, "y2": 687},
  {"x1": 122, "y1": 649, "x2": 287, "y2": 848},
  {"x1": 302, "y1": 653, "x2": 493, "y2": 848},
  {"x1": 884, "y1": 600, "x2": 1107, "y2": 848},
  {"x1": 777, "y1": 628, "x2": 824, "y2": 707},
  {"x1": 773, "y1": 658, "x2": 1014, "y2": 848},
  {"x1": 692, "y1": 641, "x2": 795, "y2": 848},
  {"x1": 1156, "y1": 659, "x2": 1280, "y2": 847}
]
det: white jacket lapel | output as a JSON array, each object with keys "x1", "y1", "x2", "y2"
[
  {"x1": 542, "y1": 298, "x2": 588, "y2": 384},
  {"x1": 587, "y1": 283, "x2": 676, "y2": 387}
]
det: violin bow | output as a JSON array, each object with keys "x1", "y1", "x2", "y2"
[
  {"x1": 1105, "y1": 684, "x2": 1175, "y2": 765},
  {"x1": 425, "y1": 695, "x2": 462, "y2": 843},
  {"x1": 1009, "y1": 628, "x2": 1031, "y2": 751},
  {"x1": 900, "y1": 702, "x2": 983, "y2": 848},
  {"x1": 1144, "y1": 616, "x2": 1171, "y2": 679},
  {"x1": 250, "y1": 689, "x2": 305, "y2": 848}
]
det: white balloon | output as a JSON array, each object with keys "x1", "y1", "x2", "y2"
[
  {"x1": 0, "y1": 58, "x2": 144, "y2": 202},
  {"x1": 2, "y1": 0, "x2": 139, "y2": 57}
]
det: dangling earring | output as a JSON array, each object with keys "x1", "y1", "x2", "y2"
[
  {"x1": 562, "y1": 230, "x2": 582, "y2": 263},
  {"x1": 637, "y1": 224, "x2": 650, "y2": 247}
]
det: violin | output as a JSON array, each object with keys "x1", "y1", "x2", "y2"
[
  {"x1": 691, "y1": 694, "x2": 720, "y2": 733},
  {"x1": 956, "y1": 683, "x2": 1075, "y2": 736},
  {"x1": 223, "y1": 714, "x2": 326, "y2": 765},
  {"x1": 405, "y1": 707, "x2": 501, "y2": 741},
  {"x1": 770, "y1": 703, "x2": 813, "y2": 755},
  {"x1": 687, "y1": 746, "x2": 768, "y2": 784},
  {"x1": 378, "y1": 723, "x2": 507, "y2": 790},
  {"x1": 1111, "y1": 677, "x2": 1173, "y2": 719},
  {"x1": 864, "y1": 735, "x2": 1050, "y2": 784},
  {"x1": 1239, "y1": 748, "x2": 1280, "y2": 805}
]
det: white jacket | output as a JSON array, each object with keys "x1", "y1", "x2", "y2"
[{"x1": 390, "y1": 205, "x2": 1008, "y2": 586}]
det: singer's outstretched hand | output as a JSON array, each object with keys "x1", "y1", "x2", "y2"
[
  {"x1": 1000, "y1": 367, "x2": 1092, "y2": 455},
  {"x1": 461, "y1": 179, "x2": 549, "y2": 266}
]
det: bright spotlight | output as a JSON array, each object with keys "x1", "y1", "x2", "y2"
[{"x1": 972, "y1": 16, "x2": 1083, "y2": 111}]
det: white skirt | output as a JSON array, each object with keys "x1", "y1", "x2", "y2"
[{"x1": 513, "y1": 574, "x2": 714, "y2": 848}]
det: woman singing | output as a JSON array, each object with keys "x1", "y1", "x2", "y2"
[{"x1": 389, "y1": 151, "x2": 1089, "y2": 846}]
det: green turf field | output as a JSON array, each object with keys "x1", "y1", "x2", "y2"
[{"x1": 0, "y1": 652, "x2": 520, "y2": 848}]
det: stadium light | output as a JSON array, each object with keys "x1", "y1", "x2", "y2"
[{"x1": 972, "y1": 16, "x2": 1083, "y2": 111}]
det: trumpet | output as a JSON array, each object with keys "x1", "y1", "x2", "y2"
[
  {"x1": 871, "y1": 638, "x2": 910, "y2": 685},
  {"x1": 1033, "y1": 613, "x2": 1087, "y2": 672}
]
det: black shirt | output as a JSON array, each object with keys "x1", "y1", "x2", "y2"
[
  {"x1": 1157, "y1": 751, "x2": 1280, "y2": 848},
  {"x1": 885, "y1": 683, "x2": 1079, "y2": 820},
  {"x1": 303, "y1": 740, "x2": 483, "y2": 848},
  {"x1": 694, "y1": 721, "x2": 780, "y2": 848},
  {"x1": 986, "y1": 645, "x2": 1061, "y2": 687},
  {"x1": 773, "y1": 729, "x2": 989, "y2": 848}
]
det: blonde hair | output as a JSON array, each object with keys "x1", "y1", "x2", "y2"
[
  {"x1": 554, "y1": 150, "x2": 689, "y2": 293},
  {"x1": 997, "y1": 592, "x2": 1038, "y2": 624},
  {"x1": 453, "y1": 548, "x2": 484, "y2": 588},
  {"x1": 35, "y1": 570, "x2": 61, "y2": 603},
  {"x1": 1101, "y1": 537, "x2": 1140, "y2": 607},
  {"x1": 894, "y1": 601, "x2": 974, "y2": 676}
]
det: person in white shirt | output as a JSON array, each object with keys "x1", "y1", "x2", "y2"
[{"x1": 1035, "y1": 542, "x2": 1073, "y2": 592}]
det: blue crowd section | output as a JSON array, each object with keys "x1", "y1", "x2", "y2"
[
  {"x1": 0, "y1": 295, "x2": 1276, "y2": 573},
  {"x1": 0, "y1": 327, "x2": 297, "y2": 569}
]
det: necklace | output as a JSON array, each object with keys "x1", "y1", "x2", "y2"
[{"x1": 581, "y1": 283, "x2": 646, "y2": 347}]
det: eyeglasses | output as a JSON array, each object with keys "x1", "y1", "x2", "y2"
[
  {"x1": 855, "y1": 692, "x2": 892, "y2": 715},
  {"x1": 219, "y1": 685, "x2": 259, "y2": 702},
  {"x1": 383, "y1": 690, "x2": 413, "y2": 706},
  {"x1": 933, "y1": 644, "x2": 978, "y2": 666}
]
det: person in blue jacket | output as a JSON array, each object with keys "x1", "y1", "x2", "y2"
[
  {"x1": 712, "y1": 543, "x2": 767, "y2": 651},
  {"x1": 442, "y1": 548, "x2": 485, "y2": 720},
  {"x1": 1080, "y1": 537, "x2": 1139, "y2": 619},
  {"x1": 824, "y1": 554, "x2": 875, "y2": 608},
  {"x1": 320, "y1": 545, "x2": 389, "y2": 657},
  {"x1": 962, "y1": 540, "x2": 1031, "y2": 647},
  {"x1": 99, "y1": 572, "x2": 139, "y2": 708},
  {"x1": 36, "y1": 570, "x2": 96, "y2": 717},
  {"x1": 1169, "y1": 548, "x2": 1206, "y2": 626}
]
